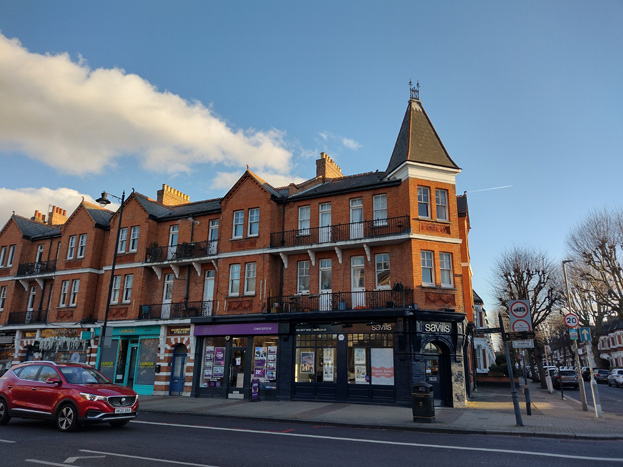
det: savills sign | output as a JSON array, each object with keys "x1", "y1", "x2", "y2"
[{"x1": 422, "y1": 321, "x2": 452, "y2": 333}]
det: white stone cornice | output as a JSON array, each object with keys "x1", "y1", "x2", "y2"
[
  {"x1": 389, "y1": 161, "x2": 461, "y2": 184},
  {"x1": 410, "y1": 234, "x2": 463, "y2": 244}
]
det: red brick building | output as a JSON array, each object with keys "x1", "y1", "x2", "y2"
[{"x1": 0, "y1": 92, "x2": 474, "y2": 407}]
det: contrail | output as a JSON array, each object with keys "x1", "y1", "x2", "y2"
[{"x1": 467, "y1": 185, "x2": 513, "y2": 193}]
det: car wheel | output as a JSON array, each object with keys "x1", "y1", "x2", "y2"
[
  {"x1": 56, "y1": 404, "x2": 79, "y2": 432},
  {"x1": 110, "y1": 420, "x2": 129, "y2": 428},
  {"x1": 0, "y1": 399, "x2": 11, "y2": 425}
]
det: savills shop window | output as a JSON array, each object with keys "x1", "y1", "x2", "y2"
[
  {"x1": 348, "y1": 333, "x2": 394, "y2": 385},
  {"x1": 295, "y1": 334, "x2": 337, "y2": 383}
]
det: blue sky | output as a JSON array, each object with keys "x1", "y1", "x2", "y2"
[{"x1": 1, "y1": 1, "x2": 621, "y2": 315}]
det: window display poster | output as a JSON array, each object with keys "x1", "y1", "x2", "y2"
[
  {"x1": 267, "y1": 362, "x2": 276, "y2": 370},
  {"x1": 213, "y1": 365, "x2": 225, "y2": 378},
  {"x1": 268, "y1": 346, "x2": 277, "y2": 355},
  {"x1": 371, "y1": 348, "x2": 395, "y2": 385},
  {"x1": 267, "y1": 353, "x2": 276, "y2": 363},
  {"x1": 214, "y1": 347, "x2": 225, "y2": 365},
  {"x1": 266, "y1": 370, "x2": 276, "y2": 380},
  {"x1": 355, "y1": 365, "x2": 367, "y2": 384},
  {"x1": 323, "y1": 364, "x2": 334, "y2": 382},
  {"x1": 323, "y1": 348, "x2": 334, "y2": 363},
  {"x1": 300, "y1": 352, "x2": 314, "y2": 373},
  {"x1": 354, "y1": 348, "x2": 366, "y2": 365},
  {"x1": 255, "y1": 347, "x2": 267, "y2": 359},
  {"x1": 254, "y1": 367, "x2": 266, "y2": 378}
]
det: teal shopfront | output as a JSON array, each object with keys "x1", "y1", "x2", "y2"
[{"x1": 96, "y1": 325, "x2": 160, "y2": 395}]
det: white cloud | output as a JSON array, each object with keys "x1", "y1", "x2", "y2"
[
  {"x1": 0, "y1": 187, "x2": 97, "y2": 229},
  {"x1": 341, "y1": 137, "x2": 361, "y2": 150},
  {"x1": 0, "y1": 34, "x2": 293, "y2": 176},
  {"x1": 316, "y1": 131, "x2": 361, "y2": 152},
  {"x1": 211, "y1": 171, "x2": 306, "y2": 191}
]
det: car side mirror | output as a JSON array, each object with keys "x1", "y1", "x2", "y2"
[{"x1": 46, "y1": 377, "x2": 61, "y2": 385}]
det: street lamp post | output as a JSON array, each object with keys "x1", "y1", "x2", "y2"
[
  {"x1": 562, "y1": 260, "x2": 588, "y2": 411},
  {"x1": 95, "y1": 190, "x2": 126, "y2": 371}
]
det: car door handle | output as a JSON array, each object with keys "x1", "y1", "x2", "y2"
[{"x1": 31, "y1": 387, "x2": 38, "y2": 391}]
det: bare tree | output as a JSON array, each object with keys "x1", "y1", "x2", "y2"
[
  {"x1": 567, "y1": 209, "x2": 623, "y2": 320},
  {"x1": 492, "y1": 247, "x2": 565, "y2": 387}
]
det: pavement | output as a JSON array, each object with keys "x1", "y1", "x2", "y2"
[{"x1": 138, "y1": 382, "x2": 623, "y2": 440}]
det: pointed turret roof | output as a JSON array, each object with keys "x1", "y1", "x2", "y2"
[{"x1": 384, "y1": 97, "x2": 460, "y2": 177}]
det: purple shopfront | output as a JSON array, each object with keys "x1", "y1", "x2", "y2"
[{"x1": 192, "y1": 322, "x2": 281, "y2": 400}]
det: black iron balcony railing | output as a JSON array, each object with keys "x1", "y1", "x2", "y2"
[
  {"x1": 138, "y1": 300, "x2": 214, "y2": 320},
  {"x1": 7, "y1": 309, "x2": 49, "y2": 325},
  {"x1": 145, "y1": 240, "x2": 218, "y2": 263},
  {"x1": 270, "y1": 215, "x2": 410, "y2": 248},
  {"x1": 16, "y1": 260, "x2": 57, "y2": 277},
  {"x1": 267, "y1": 288, "x2": 413, "y2": 313}
]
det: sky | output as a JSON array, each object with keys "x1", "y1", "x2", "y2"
[{"x1": 0, "y1": 1, "x2": 621, "y2": 316}]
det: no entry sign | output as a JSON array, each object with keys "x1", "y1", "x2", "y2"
[{"x1": 508, "y1": 300, "x2": 533, "y2": 332}]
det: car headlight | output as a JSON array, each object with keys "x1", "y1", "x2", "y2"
[{"x1": 80, "y1": 392, "x2": 108, "y2": 402}]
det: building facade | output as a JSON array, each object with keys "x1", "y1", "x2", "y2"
[{"x1": 0, "y1": 93, "x2": 475, "y2": 407}]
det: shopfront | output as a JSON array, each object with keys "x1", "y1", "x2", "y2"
[
  {"x1": 293, "y1": 321, "x2": 400, "y2": 404},
  {"x1": 193, "y1": 322, "x2": 281, "y2": 400},
  {"x1": 97, "y1": 325, "x2": 159, "y2": 395},
  {"x1": 0, "y1": 331, "x2": 16, "y2": 374}
]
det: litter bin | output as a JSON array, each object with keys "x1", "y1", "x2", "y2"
[{"x1": 412, "y1": 382, "x2": 434, "y2": 423}]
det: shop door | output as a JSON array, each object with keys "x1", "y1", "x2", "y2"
[
  {"x1": 228, "y1": 347, "x2": 246, "y2": 398},
  {"x1": 319, "y1": 202, "x2": 331, "y2": 243},
  {"x1": 125, "y1": 343, "x2": 138, "y2": 388},
  {"x1": 170, "y1": 345, "x2": 187, "y2": 396},
  {"x1": 350, "y1": 256, "x2": 365, "y2": 308},
  {"x1": 423, "y1": 342, "x2": 449, "y2": 406}
]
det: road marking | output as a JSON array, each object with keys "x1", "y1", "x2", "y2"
[
  {"x1": 26, "y1": 461, "x2": 80, "y2": 466},
  {"x1": 0, "y1": 439, "x2": 16, "y2": 443},
  {"x1": 80, "y1": 449, "x2": 218, "y2": 467},
  {"x1": 133, "y1": 420, "x2": 623, "y2": 463},
  {"x1": 64, "y1": 455, "x2": 106, "y2": 463}
]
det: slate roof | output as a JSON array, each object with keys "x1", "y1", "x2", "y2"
[
  {"x1": 290, "y1": 172, "x2": 398, "y2": 201},
  {"x1": 134, "y1": 193, "x2": 174, "y2": 218},
  {"x1": 385, "y1": 98, "x2": 460, "y2": 176},
  {"x1": 85, "y1": 207, "x2": 113, "y2": 228},
  {"x1": 12, "y1": 215, "x2": 61, "y2": 239},
  {"x1": 159, "y1": 199, "x2": 222, "y2": 220},
  {"x1": 473, "y1": 290, "x2": 484, "y2": 305}
]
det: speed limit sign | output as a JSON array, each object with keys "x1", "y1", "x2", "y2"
[{"x1": 564, "y1": 313, "x2": 579, "y2": 328}]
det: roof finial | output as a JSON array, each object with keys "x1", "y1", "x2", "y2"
[{"x1": 409, "y1": 80, "x2": 420, "y2": 100}]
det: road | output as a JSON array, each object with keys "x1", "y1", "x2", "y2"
[
  {"x1": 560, "y1": 381, "x2": 623, "y2": 415},
  {"x1": 0, "y1": 412, "x2": 622, "y2": 467}
]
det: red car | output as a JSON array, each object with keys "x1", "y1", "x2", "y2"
[{"x1": 0, "y1": 361, "x2": 138, "y2": 432}]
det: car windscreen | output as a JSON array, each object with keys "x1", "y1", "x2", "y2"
[{"x1": 60, "y1": 366, "x2": 111, "y2": 384}]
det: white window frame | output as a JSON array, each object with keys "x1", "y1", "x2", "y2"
[
  {"x1": 244, "y1": 262, "x2": 256, "y2": 295},
  {"x1": 233, "y1": 211, "x2": 244, "y2": 238},
  {"x1": 319, "y1": 259, "x2": 332, "y2": 291},
  {"x1": 248, "y1": 208, "x2": 260, "y2": 237},
  {"x1": 297, "y1": 260, "x2": 310, "y2": 293},
  {"x1": 59, "y1": 280, "x2": 69, "y2": 307},
  {"x1": 375, "y1": 253, "x2": 391, "y2": 289},
  {"x1": 373, "y1": 194, "x2": 388, "y2": 226},
  {"x1": 229, "y1": 264, "x2": 241, "y2": 296},
  {"x1": 69, "y1": 279, "x2": 80, "y2": 307},
  {"x1": 118, "y1": 227, "x2": 128, "y2": 253},
  {"x1": 77, "y1": 233, "x2": 87, "y2": 259},
  {"x1": 298, "y1": 206, "x2": 310, "y2": 235},
  {"x1": 0, "y1": 286, "x2": 6, "y2": 310},
  {"x1": 0, "y1": 246, "x2": 6, "y2": 267},
  {"x1": 435, "y1": 189, "x2": 449, "y2": 222},
  {"x1": 122, "y1": 274, "x2": 134, "y2": 303},
  {"x1": 6, "y1": 245, "x2": 15, "y2": 267},
  {"x1": 129, "y1": 226, "x2": 140, "y2": 252},
  {"x1": 439, "y1": 252, "x2": 453, "y2": 288},
  {"x1": 111, "y1": 275, "x2": 121, "y2": 304},
  {"x1": 27, "y1": 286, "x2": 36, "y2": 311},
  {"x1": 67, "y1": 235, "x2": 76, "y2": 260},
  {"x1": 417, "y1": 187, "x2": 430, "y2": 218},
  {"x1": 421, "y1": 250, "x2": 434, "y2": 286}
]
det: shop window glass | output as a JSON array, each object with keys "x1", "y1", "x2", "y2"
[
  {"x1": 98, "y1": 339, "x2": 119, "y2": 381},
  {"x1": 135, "y1": 338, "x2": 157, "y2": 386},
  {"x1": 347, "y1": 333, "x2": 393, "y2": 386},
  {"x1": 295, "y1": 334, "x2": 337, "y2": 383},
  {"x1": 253, "y1": 336, "x2": 279, "y2": 390},
  {"x1": 200, "y1": 336, "x2": 228, "y2": 388}
]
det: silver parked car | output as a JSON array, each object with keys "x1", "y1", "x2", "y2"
[{"x1": 607, "y1": 368, "x2": 623, "y2": 387}]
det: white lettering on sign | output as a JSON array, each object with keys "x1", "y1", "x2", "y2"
[
  {"x1": 371, "y1": 324, "x2": 393, "y2": 331},
  {"x1": 423, "y1": 322, "x2": 451, "y2": 333}
]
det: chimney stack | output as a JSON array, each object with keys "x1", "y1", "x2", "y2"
[
  {"x1": 157, "y1": 184, "x2": 190, "y2": 206},
  {"x1": 316, "y1": 152, "x2": 343, "y2": 180},
  {"x1": 47, "y1": 205, "x2": 68, "y2": 226}
]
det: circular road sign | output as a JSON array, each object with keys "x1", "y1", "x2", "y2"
[
  {"x1": 511, "y1": 319, "x2": 531, "y2": 332},
  {"x1": 509, "y1": 301, "x2": 529, "y2": 319},
  {"x1": 564, "y1": 313, "x2": 579, "y2": 328}
]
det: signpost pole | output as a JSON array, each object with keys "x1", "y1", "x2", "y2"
[
  {"x1": 499, "y1": 313, "x2": 523, "y2": 427},
  {"x1": 581, "y1": 328, "x2": 603, "y2": 419},
  {"x1": 573, "y1": 339, "x2": 588, "y2": 411},
  {"x1": 522, "y1": 349, "x2": 532, "y2": 415}
]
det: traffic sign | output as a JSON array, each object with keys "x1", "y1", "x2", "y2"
[
  {"x1": 508, "y1": 300, "x2": 533, "y2": 333},
  {"x1": 564, "y1": 313, "x2": 579, "y2": 328},
  {"x1": 569, "y1": 328, "x2": 578, "y2": 340},
  {"x1": 508, "y1": 331, "x2": 536, "y2": 340},
  {"x1": 579, "y1": 327, "x2": 591, "y2": 342},
  {"x1": 512, "y1": 339, "x2": 534, "y2": 349}
]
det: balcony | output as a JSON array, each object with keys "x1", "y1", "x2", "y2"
[
  {"x1": 138, "y1": 300, "x2": 213, "y2": 320},
  {"x1": 267, "y1": 288, "x2": 413, "y2": 314},
  {"x1": 270, "y1": 215, "x2": 410, "y2": 249},
  {"x1": 16, "y1": 260, "x2": 57, "y2": 277},
  {"x1": 144, "y1": 241, "x2": 218, "y2": 264},
  {"x1": 7, "y1": 309, "x2": 49, "y2": 325}
]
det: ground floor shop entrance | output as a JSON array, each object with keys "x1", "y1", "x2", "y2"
[{"x1": 193, "y1": 322, "x2": 281, "y2": 400}]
